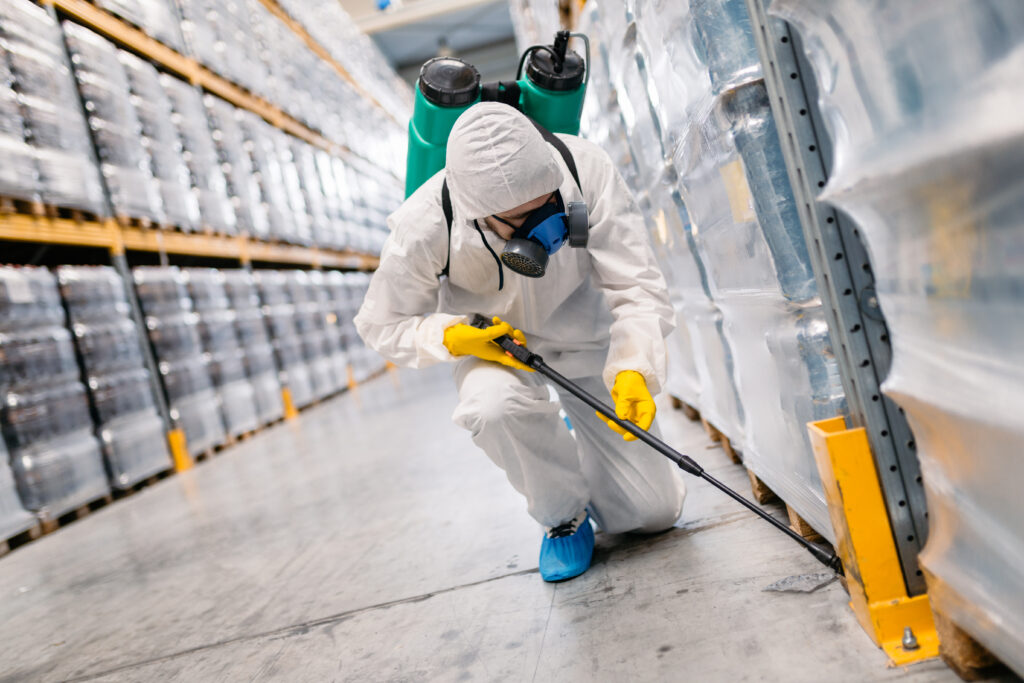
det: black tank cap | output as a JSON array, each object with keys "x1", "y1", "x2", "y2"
[
  {"x1": 419, "y1": 57, "x2": 481, "y2": 106},
  {"x1": 526, "y1": 49, "x2": 585, "y2": 92}
]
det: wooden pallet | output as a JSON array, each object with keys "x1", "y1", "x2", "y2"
[
  {"x1": 786, "y1": 503, "x2": 825, "y2": 543},
  {"x1": 38, "y1": 494, "x2": 114, "y2": 535},
  {"x1": 668, "y1": 395, "x2": 701, "y2": 422},
  {"x1": 720, "y1": 435, "x2": 742, "y2": 464},
  {"x1": 0, "y1": 195, "x2": 45, "y2": 217},
  {"x1": 0, "y1": 196, "x2": 103, "y2": 223},
  {"x1": 40, "y1": 203, "x2": 102, "y2": 224},
  {"x1": 746, "y1": 468, "x2": 779, "y2": 504},
  {"x1": 115, "y1": 213, "x2": 157, "y2": 230},
  {"x1": 0, "y1": 523, "x2": 42, "y2": 558},
  {"x1": 700, "y1": 416, "x2": 722, "y2": 443},
  {"x1": 930, "y1": 606, "x2": 1009, "y2": 680},
  {"x1": 111, "y1": 468, "x2": 173, "y2": 500}
]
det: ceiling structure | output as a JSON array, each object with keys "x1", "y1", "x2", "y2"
[{"x1": 339, "y1": 0, "x2": 519, "y2": 85}]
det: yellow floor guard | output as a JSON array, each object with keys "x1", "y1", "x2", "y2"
[{"x1": 807, "y1": 417, "x2": 939, "y2": 666}]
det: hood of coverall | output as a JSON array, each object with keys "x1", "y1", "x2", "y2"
[{"x1": 445, "y1": 103, "x2": 563, "y2": 221}]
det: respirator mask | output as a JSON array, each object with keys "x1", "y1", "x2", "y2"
[{"x1": 493, "y1": 191, "x2": 589, "y2": 278}]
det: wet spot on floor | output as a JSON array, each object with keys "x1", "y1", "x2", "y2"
[{"x1": 440, "y1": 629, "x2": 460, "y2": 641}]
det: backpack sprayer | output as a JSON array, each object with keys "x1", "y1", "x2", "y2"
[
  {"x1": 405, "y1": 30, "x2": 590, "y2": 197},
  {"x1": 471, "y1": 315, "x2": 842, "y2": 573}
]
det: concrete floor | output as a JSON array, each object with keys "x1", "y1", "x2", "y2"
[{"x1": 0, "y1": 365, "x2": 960, "y2": 682}]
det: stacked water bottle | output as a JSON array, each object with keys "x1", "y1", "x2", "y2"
[
  {"x1": 57, "y1": 266, "x2": 171, "y2": 488},
  {"x1": 63, "y1": 22, "x2": 164, "y2": 225},
  {"x1": 284, "y1": 271, "x2": 344, "y2": 401},
  {"x1": 133, "y1": 267, "x2": 226, "y2": 457},
  {"x1": 253, "y1": 271, "x2": 315, "y2": 409},
  {"x1": 182, "y1": 269, "x2": 260, "y2": 438},
  {"x1": 0, "y1": 267, "x2": 110, "y2": 521},
  {"x1": 0, "y1": 1, "x2": 105, "y2": 214},
  {"x1": 221, "y1": 271, "x2": 285, "y2": 426}
]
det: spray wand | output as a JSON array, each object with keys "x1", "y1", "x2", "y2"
[{"x1": 471, "y1": 315, "x2": 842, "y2": 573}]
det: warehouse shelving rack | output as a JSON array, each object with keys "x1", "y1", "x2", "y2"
[{"x1": 0, "y1": 1, "x2": 395, "y2": 486}]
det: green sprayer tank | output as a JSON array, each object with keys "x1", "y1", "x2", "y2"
[{"x1": 405, "y1": 30, "x2": 588, "y2": 198}]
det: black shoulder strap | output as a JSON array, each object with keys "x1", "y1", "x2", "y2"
[
  {"x1": 437, "y1": 121, "x2": 581, "y2": 280},
  {"x1": 528, "y1": 119, "x2": 582, "y2": 194},
  {"x1": 440, "y1": 179, "x2": 453, "y2": 278}
]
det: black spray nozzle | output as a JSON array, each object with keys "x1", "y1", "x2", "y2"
[{"x1": 552, "y1": 30, "x2": 570, "y2": 72}]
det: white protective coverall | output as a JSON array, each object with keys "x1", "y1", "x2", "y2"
[{"x1": 355, "y1": 103, "x2": 685, "y2": 533}]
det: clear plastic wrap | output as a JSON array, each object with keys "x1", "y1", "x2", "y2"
[
  {"x1": 182, "y1": 269, "x2": 259, "y2": 436},
  {"x1": 119, "y1": 50, "x2": 200, "y2": 232},
  {"x1": 333, "y1": 271, "x2": 383, "y2": 383},
  {"x1": 772, "y1": 0, "x2": 1024, "y2": 672},
  {"x1": 134, "y1": 267, "x2": 226, "y2": 454},
  {"x1": 220, "y1": 269, "x2": 284, "y2": 425},
  {"x1": 64, "y1": 23, "x2": 165, "y2": 224},
  {"x1": 95, "y1": 0, "x2": 184, "y2": 52},
  {"x1": 273, "y1": 129, "x2": 312, "y2": 246},
  {"x1": 0, "y1": 437, "x2": 35, "y2": 540},
  {"x1": 569, "y1": 0, "x2": 847, "y2": 540},
  {"x1": 0, "y1": 266, "x2": 110, "y2": 516},
  {"x1": 159, "y1": 74, "x2": 236, "y2": 234},
  {"x1": 291, "y1": 140, "x2": 332, "y2": 248},
  {"x1": 9, "y1": 429, "x2": 110, "y2": 520},
  {"x1": 274, "y1": 0, "x2": 413, "y2": 122},
  {"x1": 0, "y1": 40, "x2": 40, "y2": 201},
  {"x1": 236, "y1": 110, "x2": 294, "y2": 243},
  {"x1": 308, "y1": 271, "x2": 349, "y2": 391},
  {"x1": 203, "y1": 95, "x2": 270, "y2": 240},
  {"x1": 0, "y1": 0, "x2": 105, "y2": 215},
  {"x1": 253, "y1": 271, "x2": 314, "y2": 408},
  {"x1": 58, "y1": 266, "x2": 170, "y2": 488}
]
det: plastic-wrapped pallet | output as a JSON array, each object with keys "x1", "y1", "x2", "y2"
[
  {"x1": 570, "y1": 0, "x2": 847, "y2": 541},
  {"x1": 57, "y1": 267, "x2": 170, "y2": 488},
  {"x1": 203, "y1": 95, "x2": 271, "y2": 241},
  {"x1": 307, "y1": 271, "x2": 349, "y2": 390},
  {"x1": 159, "y1": 74, "x2": 236, "y2": 235},
  {"x1": 0, "y1": 435, "x2": 36, "y2": 542},
  {"x1": 94, "y1": 0, "x2": 184, "y2": 53},
  {"x1": 275, "y1": 0, "x2": 414, "y2": 120},
  {"x1": 273, "y1": 130, "x2": 313, "y2": 247},
  {"x1": 336, "y1": 272, "x2": 383, "y2": 383},
  {"x1": 640, "y1": 179, "x2": 702, "y2": 407},
  {"x1": 236, "y1": 110, "x2": 293, "y2": 243},
  {"x1": 252, "y1": 271, "x2": 314, "y2": 409},
  {"x1": 221, "y1": 270, "x2": 284, "y2": 425},
  {"x1": 0, "y1": 0, "x2": 105, "y2": 215},
  {"x1": 290, "y1": 139, "x2": 332, "y2": 249},
  {"x1": 773, "y1": 0, "x2": 1024, "y2": 672},
  {"x1": 63, "y1": 23, "x2": 164, "y2": 226},
  {"x1": 0, "y1": 34, "x2": 40, "y2": 203},
  {"x1": 175, "y1": 0, "x2": 224, "y2": 83},
  {"x1": 133, "y1": 267, "x2": 226, "y2": 456},
  {"x1": 314, "y1": 150, "x2": 348, "y2": 251},
  {"x1": 182, "y1": 269, "x2": 260, "y2": 437},
  {"x1": 284, "y1": 271, "x2": 341, "y2": 400},
  {"x1": 0, "y1": 267, "x2": 110, "y2": 520},
  {"x1": 118, "y1": 51, "x2": 200, "y2": 232}
]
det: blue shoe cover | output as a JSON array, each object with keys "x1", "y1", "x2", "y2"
[{"x1": 539, "y1": 514, "x2": 594, "y2": 582}]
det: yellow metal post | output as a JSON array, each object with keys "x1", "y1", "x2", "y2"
[
  {"x1": 281, "y1": 388, "x2": 299, "y2": 420},
  {"x1": 167, "y1": 429, "x2": 192, "y2": 472},
  {"x1": 807, "y1": 417, "x2": 938, "y2": 666}
]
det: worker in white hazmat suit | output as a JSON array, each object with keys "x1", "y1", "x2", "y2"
[{"x1": 355, "y1": 103, "x2": 685, "y2": 581}]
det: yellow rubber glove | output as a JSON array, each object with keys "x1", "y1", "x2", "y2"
[
  {"x1": 443, "y1": 316, "x2": 534, "y2": 372},
  {"x1": 598, "y1": 370, "x2": 656, "y2": 441}
]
